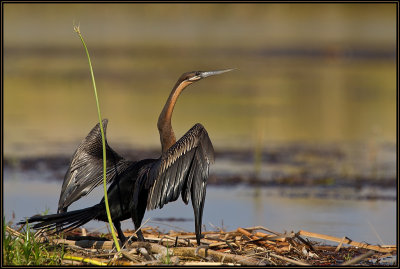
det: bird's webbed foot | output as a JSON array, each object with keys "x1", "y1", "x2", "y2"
[
  {"x1": 135, "y1": 229, "x2": 145, "y2": 241},
  {"x1": 120, "y1": 229, "x2": 145, "y2": 243}
]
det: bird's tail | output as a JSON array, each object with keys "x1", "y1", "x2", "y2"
[{"x1": 18, "y1": 204, "x2": 102, "y2": 234}]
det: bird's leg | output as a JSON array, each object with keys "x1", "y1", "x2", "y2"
[
  {"x1": 136, "y1": 229, "x2": 145, "y2": 241},
  {"x1": 114, "y1": 221, "x2": 126, "y2": 243},
  {"x1": 131, "y1": 216, "x2": 145, "y2": 241}
]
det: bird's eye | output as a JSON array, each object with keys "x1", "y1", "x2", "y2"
[{"x1": 188, "y1": 72, "x2": 202, "y2": 81}]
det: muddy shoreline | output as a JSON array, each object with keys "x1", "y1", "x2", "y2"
[{"x1": 4, "y1": 146, "x2": 396, "y2": 201}]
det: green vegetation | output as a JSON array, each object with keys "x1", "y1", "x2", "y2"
[
  {"x1": 74, "y1": 25, "x2": 121, "y2": 252},
  {"x1": 344, "y1": 252, "x2": 354, "y2": 262},
  {"x1": 3, "y1": 218, "x2": 64, "y2": 265},
  {"x1": 162, "y1": 242, "x2": 172, "y2": 265}
]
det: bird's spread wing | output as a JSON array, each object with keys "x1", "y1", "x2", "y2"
[
  {"x1": 134, "y1": 123, "x2": 214, "y2": 243},
  {"x1": 58, "y1": 119, "x2": 133, "y2": 212}
]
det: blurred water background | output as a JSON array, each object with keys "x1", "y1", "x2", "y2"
[{"x1": 3, "y1": 3, "x2": 396, "y2": 246}]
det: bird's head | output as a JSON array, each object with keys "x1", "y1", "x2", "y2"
[{"x1": 178, "y1": 68, "x2": 234, "y2": 85}]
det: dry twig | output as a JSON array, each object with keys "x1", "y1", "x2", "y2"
[{"x1": 299, "y1": 230, "x2": 395, "y2": 253}]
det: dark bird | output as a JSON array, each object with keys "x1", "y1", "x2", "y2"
[{"x1": 19, "y1": 69, "x2": 233, "y2": 244}]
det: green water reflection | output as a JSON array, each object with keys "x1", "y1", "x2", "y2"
[{"x1": 4, "y1": 4, "x2": 396, "y2": 157}]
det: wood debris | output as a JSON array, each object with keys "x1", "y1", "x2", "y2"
[{"x1": 7, "y1": 225, "x2": 397, "y2": 266}]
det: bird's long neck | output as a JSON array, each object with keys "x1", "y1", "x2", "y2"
[{"x1": 158, "y1": 80, "x2": 191, "y2": 153}]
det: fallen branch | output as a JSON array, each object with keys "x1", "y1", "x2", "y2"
[
  {"x1": 335, "y1": 237, "x2": 347, "y2": 252},
  {"x1": 53, "y1": 238, "x2": 115, "y2": 250},
  {"x1": 172, "y1": 247, "x2": 267, "y2": 265},
  {"x1": 298, "y1": 230, "x2": 395, "y2": 253}
]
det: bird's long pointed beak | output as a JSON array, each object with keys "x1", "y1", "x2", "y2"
[{"x1": 200, "y1": 68, "x2": 235, "y2": 78}]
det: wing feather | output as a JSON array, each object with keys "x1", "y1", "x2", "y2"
[
  {"x1": 131, "y1": 123, "x2": 213, "y2": 244},
  {"x1": 181, "y1": 151, "x2": 197, "y2": 204},
  {"x1": 58, "y1": 119, "x2": 133, "y2": 212},
  {"x1": 144, "y1": 123, "x2": 214, "y2": 211}
]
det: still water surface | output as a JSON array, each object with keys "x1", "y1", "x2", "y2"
[{"x1": 4, "y1": 168, "x2": 396, "y2": 246}]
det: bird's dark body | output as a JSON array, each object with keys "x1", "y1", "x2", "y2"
[
  {"x1": 95, "y1": 159, "x2": 154, "y2": 223},
  {"x1": 19, "y1": 69, "x2": 232, "y2": 245},
  {"x1": 20, "y1": 122, "x2": 213, "y2": 244}
]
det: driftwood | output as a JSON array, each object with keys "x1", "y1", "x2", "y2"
[
  {"x1": 172, "y1": 247, "x2": 268, "y2": 265},
  {"x1": 53, "y1": 238, "x2": 116, "y2": 250},
  {"x1": 298, "y1": 230, "x2": 395, "y2": 253}
]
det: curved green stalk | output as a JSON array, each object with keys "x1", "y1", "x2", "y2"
[{"x1": 73, "y1": 25, "x2": 121, "y2": 252}]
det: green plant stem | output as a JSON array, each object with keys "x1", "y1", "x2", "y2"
[
  {"x1": 73, "y1": 25, "x2": 120, "y2": 252},
  {"x1": 63, "y1": 255, "x2": 107, "y2": 266}
]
